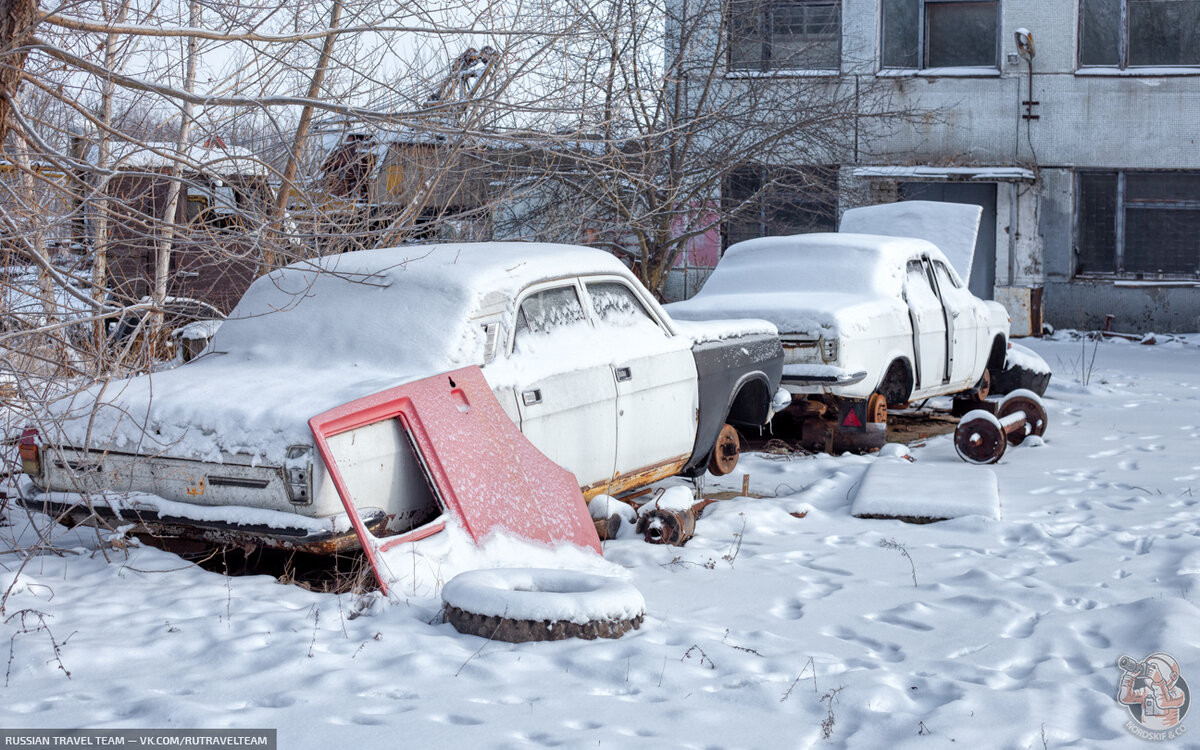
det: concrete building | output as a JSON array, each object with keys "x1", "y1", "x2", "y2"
[{"x1": 692, "y1": 0, "x2": 1200, "y2": 333}]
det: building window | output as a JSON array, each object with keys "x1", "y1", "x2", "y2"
[
  {"x1": 1076, "y1": 170, "x2": 1200, "y2": 277},
  {"x1": 1080, "y1": 0, "x2": 1200, "y2": 68},
  {"x1": 723, "y1": 165, "x2": 838, "y2": 248},
  {"x1": 881, "y1": 0, "x2": 1000, "y2": 69},
  {"x1": 729, "y1": 0, "x2": 841, "y2": 72}
]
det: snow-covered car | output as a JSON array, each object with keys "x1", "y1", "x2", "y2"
[
  {"x1": 667, "y1": 204, "x2": 1009, "y2": 412},
  {"x1": 19, "y1": 243, "x2": 783, "y2": 552}
]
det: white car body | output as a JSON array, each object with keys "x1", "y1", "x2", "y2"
[
  {"x1": 26, "y1": 243, "x2": 782, "y2": 551},
  {"x1": 667, "y1": 226, "x2": 1010, "y2": 405}
]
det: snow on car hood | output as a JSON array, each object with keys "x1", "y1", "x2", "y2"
[{"x1": 838, "y1": 200, "x2": 982, "y2": 283}]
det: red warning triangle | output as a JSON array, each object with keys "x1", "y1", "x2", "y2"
[{"x1": 842, "y1": 408, "x2": 863, "y2": 428}]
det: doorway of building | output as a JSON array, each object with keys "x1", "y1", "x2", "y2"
[{"x1": 899, "y1": 182, "x2": 997, "y2": 300}]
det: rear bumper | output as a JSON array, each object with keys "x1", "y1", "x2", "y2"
[
  {"x1": 781, "y1": 365, "x2": 869, "y2": 392},
  {"x1": 17, "y1": 492, "x2": 383, "y2": 554}
]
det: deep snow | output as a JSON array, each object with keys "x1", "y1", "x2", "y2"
[{"x1": 2, "y1": 334, "x2": 1199, "y2": 749}]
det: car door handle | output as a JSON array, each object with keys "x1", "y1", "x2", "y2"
[
  {"x1": 521, "y1": 388, "x2": 542, "y2": 406},
  {"x1": 615, "y1": 366, "x2": 632, "y2": 382}
]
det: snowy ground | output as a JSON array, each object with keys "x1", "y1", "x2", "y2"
[{"x1": 2, "y1": 334, "x2": 1198, "y2": 748}]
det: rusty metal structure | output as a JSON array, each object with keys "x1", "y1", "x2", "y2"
[
  {"x1": 73, "y1": 141, "x2": 271, "y2": 314},
  {"x1": 954, "y1": 390, "x2": 1048, "y2": 464},
  {"x1": 772, "y1": 393, "x2": 889, "y2": 454}
]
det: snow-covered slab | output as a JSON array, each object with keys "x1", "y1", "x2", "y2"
[
  {"x1": 851, "y1": 458, "x2": 1000, "y2": 521},
  {"x1": 839, "y1": 200, "x2": 982, "y2": 283}
]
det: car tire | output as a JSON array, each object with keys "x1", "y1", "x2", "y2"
[
  {"x1": 442, "y1": 568, "x2": 645, "y2": 643},
  {"x1": 989, "y1": 344, "x2": 1051, "y2": 397}
]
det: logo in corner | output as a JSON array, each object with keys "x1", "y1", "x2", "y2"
[{"x1": 1117, "y1": 652, "x2": 1190, "y2": 741}]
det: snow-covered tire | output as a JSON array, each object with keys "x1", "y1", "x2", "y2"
[
  {"x1": 442, "y1": 568, "x2": 645, "y2": 643},
  {"x1": 989, "y1": 343, "x2": 1051, "y2": 397}
]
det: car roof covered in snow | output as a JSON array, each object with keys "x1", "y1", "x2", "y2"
[
  {"x1": 266, "y1": 241, "x2": 631, "y2": 293},
  {"x1": 210, "y1": 242, "x2": 635, "y2": 373}
]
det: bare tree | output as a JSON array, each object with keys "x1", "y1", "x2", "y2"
[{"x1": 481, "y1": 0, "x2": 909, "y2": 297}]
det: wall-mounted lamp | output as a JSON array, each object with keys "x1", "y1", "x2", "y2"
[{"x1": 1014, "y1": 28, "x2": 1036, "y2": 61}]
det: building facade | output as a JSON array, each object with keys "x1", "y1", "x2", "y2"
[{"x1": 700, "y1": 0, "x2": 1200, "y2": 333}]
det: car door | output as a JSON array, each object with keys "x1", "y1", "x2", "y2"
[
  {"x1": 904, "y1": 258, "x2": 949, "y2": 391},
  {"x1": 930, "y1": 259, "x2": 979, "y2": 387},
  {"x1": 507, "y1": 281, "x2": 618, "y2": 492},
  {"x1": 582, "y1": 279, "x2": 698, "y2": 483}
]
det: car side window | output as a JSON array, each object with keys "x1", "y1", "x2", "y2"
[
  {"x1": 905, "y1": 259, "x2": 941, "y2": 308},
  {"x1": 514, "y1": 285, "x2": 587, "y2": 345},
  {"x1": 932, "y1": 261, "x2": 962, "y2": 290},
  {"x1": 586, "y1": 281, "x2": 662, "y2": 333}
]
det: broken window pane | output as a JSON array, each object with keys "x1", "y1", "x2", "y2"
[
  {"x1": 1129, "y1": 0, "x2": 1200, "y2": 66},
  {"x1": 1080, "y1": 0, "x2": 1122, "y2": 66},
  {"x1": 728, "y1": 0, "x2": 840, "y2": 71},
  {"x1": 925, "y1": 2, "x2": 998, "y2": 67},
  {"x1": 881, "y1": 0, "x2": 919, "y2": 68}
]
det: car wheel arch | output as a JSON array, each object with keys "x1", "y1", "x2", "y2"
[
  {"x1": 723, "y1": 371, "x2": 772, "y2": 427},
  {"x1": 986, "y1": 335, "x2": 1008, "y2": 371},
  {"x1": 876, "y1": 357, "x2": 915, "y2": 406}
]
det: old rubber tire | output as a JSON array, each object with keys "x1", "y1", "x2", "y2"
[
  {"x1": 707, "y1": 423, "x2": 740, "y2": 476},
  {"x1": 989, "y1": 344, "x2": 1051, "y2": 397},
  {"x1": 442, "y1": 568, "x2": 645, "y2": 643}
]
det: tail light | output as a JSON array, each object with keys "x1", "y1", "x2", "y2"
[{"x1": 18, "y1": 427, "x2": 40, "y2": 476}]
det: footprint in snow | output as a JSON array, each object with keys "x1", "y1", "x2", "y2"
[
  {"x1": 864, "y1": 609, "x2": 935, "y2": 632},
  {"x1": 828, "y1": 626, "x2": 905, "y2": 662},
  {"x1": 1001, "y1": 613, "x2": 1040, "y2": 639},
  {"x1": 803, "y1": 562, "x2": 854, "y2": 577},
  {"x1": 1077, "y1": 625, "x2": 1111, "y2": 649},
  {"x1": 769, "y1": 597, "x2": 805, "y2": 621},
  {"x1": 563, "y1": 720, "x2": 604, "y2": 731}
]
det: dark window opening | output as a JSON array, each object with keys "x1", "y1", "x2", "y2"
[
  {"x1": 1080, "y1": 0, "x2": 1200, "y2": 68},
  {"x1": 729, "y1": 0, "x2": 841, "y2": 71},
  {"x1": 882, "y1": 0, "x2": 999, "y2": 69},
  {"x1": 722, "y1": 165, "x2": 838, "y2": 249},
  {"x1": 1076, "y1": 170, "x2": 1200, "y2": 277}
]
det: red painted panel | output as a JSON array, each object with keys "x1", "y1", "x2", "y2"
[{"x1": 309, "y1": 366, "x2": 601, "y2": 594}]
